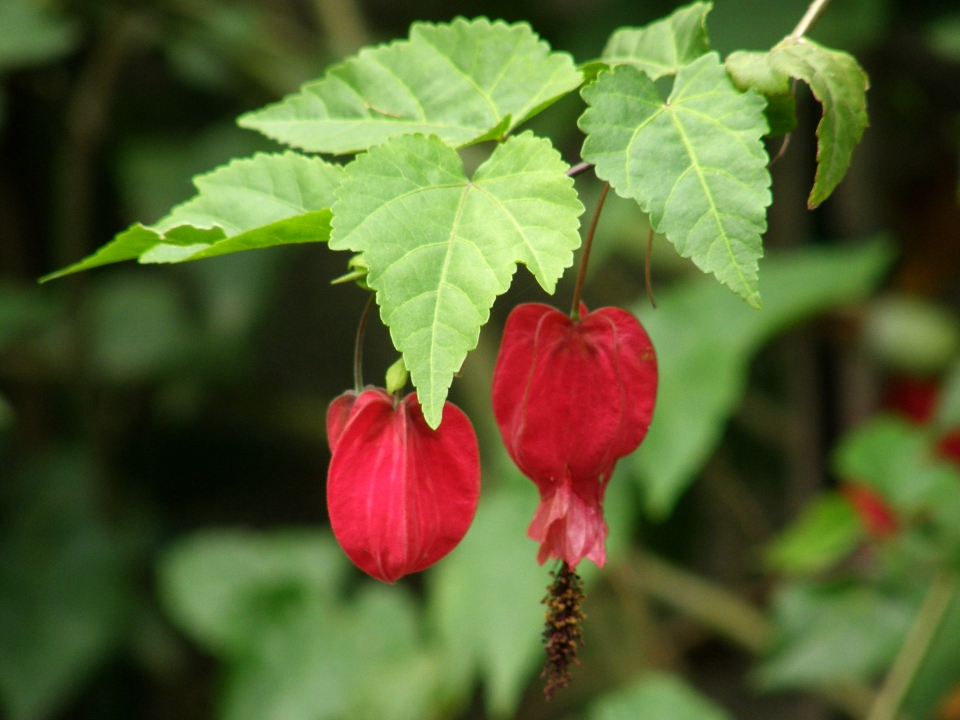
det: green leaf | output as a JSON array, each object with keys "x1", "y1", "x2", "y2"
[
  {"x1": 631, "y1": 239, "x2": 893, "y2": 518},
  {"x1": 726, "y1": 39, "x2": 869, "y2": 208},
  {"x1": 757, "y1": 583, "x2": 915, "y2": 689},
  {"x1": 589, "y1": 673, "x2": 733, "y2": 720},
  {"x1": 766, "y1": 493, "x2": 864, "y2": 576},
  {"x1": 601, "y1": 2, "x2": 712, "y2": 80},
  {"x1": 834, "y1": 416, "x2": 960, "y2": 538},
  {"x1": 42, "y1": 152, "x2": 343, "y2": 281},
  {"x1": 238, "y1": 18, "x2": 583, "y2": 155},
  {"x1": 426, "y1": 460, "x2": 636, "y2": 718},
  {"x1": 158, "y1": 529, "x2": 347, "y2": 656},
  {"x1": 0, "y1": 0, "x2": 78, "y2": 73},
  {"x1": 0, "y1": 452, "x2": 135, "y2": 720},
  {"x1": 428, "y1": 480, "x2": 550, "y2": 717},
  {"x1": 330, "y1": 132, "x2": 582, "y2": 428},
  {"x1": 902, "y1": 589, "x2": 960, "y2": 720},
  {"x1": 580, "y1": 53, "x2": 771, "y2": 306},
  {"x1": 160, "y1": 530, "x2": 436, "y2": 720},
  {"x1": 724, "y1": 50, "x2": 796, "y2": 137}
]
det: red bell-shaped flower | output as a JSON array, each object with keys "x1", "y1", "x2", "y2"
[
  {"x1": 492, "y1": 303, "x2": 657, "y2": 568},
  {"x1": 326, "y1": 388, "x2": 481, "y2": 582}
]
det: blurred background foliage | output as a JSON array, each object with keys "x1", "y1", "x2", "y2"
[{"x1": 4, "y1": 1, "x2": 960, "y2": 720}]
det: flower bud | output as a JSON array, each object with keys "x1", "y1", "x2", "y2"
[
  {"x1": 326, "y1": 388, "x2": 481, "y2": 582},
  {"x1": 492, "y1": 303, "x2": 657, "y2": 568}
]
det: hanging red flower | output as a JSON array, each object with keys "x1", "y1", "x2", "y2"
[
  {"x1": 326, "y1": 388, "x2": 481, "y2": 583},
  {"x1": 492, "y1": 303, "x2": 657, "y2": 568}
]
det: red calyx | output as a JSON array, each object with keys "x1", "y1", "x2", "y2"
[
  {"x1": 325, "y1": 388, "x2": 481, "y2": 583},
  {"x1": 492, "y1": 303, "x2": 658, "y2": 568}
]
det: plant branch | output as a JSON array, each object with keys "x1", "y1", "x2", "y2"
[
  {"x1": 570, "y1": 182, "x2": 609, "y2": 320},
  {"x1": 353, "y1": 293, "x2": 376, "y2": 392},
  {"x1": 617, "y1": 550, "x2": 876, "y2": 718},
  {"x1": 866, "y1": 572, "x2": 958, "y2": 720},
  {"x1": 566, "y1": 161, "x2": 592, "y2": 178},
  {"x1": 790, "y1": 0, "x2": 833, "y2": 39}
]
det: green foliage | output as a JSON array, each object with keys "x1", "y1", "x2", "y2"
[
  {"x1": 427, "y1": 480, "x2": 550, "y2": 716},
  {"x1": 631, "y1": 239, "x2": 893, "y2": 518},
  {"x1": 601, "y1": 2, "x2": 712, "y2": 80},
  {"x1": 588, "y1": 672, "x2": 733, "y2": 720},
  {"x1": 238, "y1": 18, "x2": 583, "y2": 155},
  {"x1": 426, "y1": 460, "x2": 636, "y2": 718},
  {"x1": 902, "y1": 590, "x2": 960, "y2": 720},
  {"x1": 726, "y1": 38, "x2": 869, "y2": 208},
  {"x1": 330, "y1": 132, "x2": 582, "y2": 428},
  {"x1": 159, "y1": 530, "x2": 437, "y2": 720},
  {"x1": 580, "y1": 54, "x2": 771, "y2": 307},
  {"x1": 757, "y1": 583, "x2": 916, "y2": 689},
  {"x1": 834, "y1": 416, "x2": 960, "y2": 547},
  {"x1": 0, "y1": 453, "x2": 135, "y2": 720},
  {"x1": 0, "y1": 0, "x2": 77, "y2": 73},
  {"x1": 43, "y1": 153, "x2": 343, "y2": 281},
  {"x1": 766, "y1": 493, "x2": 864, "y2": 576}
]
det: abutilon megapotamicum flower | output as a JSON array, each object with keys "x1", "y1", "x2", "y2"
[
  {"x1": 326, "y1": 388, "x2": 481, "y2": 583},
  {"x1": 492, "y1": 303, "x2": 658, "y2": 569}
]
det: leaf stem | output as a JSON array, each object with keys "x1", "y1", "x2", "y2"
[
  {"x1": 353, "y1": 293, "x2": 376, "y2": 392},
  {"x1": 644, "y1": 227, "x2": 657, "y2": 309},
  {"x1": 566, "y1": 161, "x2": 592, "y2": 178},
  {"x1": 570, "y1": 182, "x2": 609, "y2": 321},
  {"x1": 866, "y1": 571, "x2": 958, "y2": 720},
  {"x1": 790, "y1": 0, "x2": 833, "y2": 39}
]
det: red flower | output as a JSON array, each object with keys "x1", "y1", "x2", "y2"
[
  {"x1": 326, "y1": 388, "x2": 480, "y2": 583},
  {"x1": 492, "y1": 303, "x2": 657, "y2": 568},
  {"x1": 840, "y1": 482, "x2": 899, "y2": 539}
]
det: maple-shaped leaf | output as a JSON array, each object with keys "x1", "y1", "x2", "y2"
[
  {"x1": 726, "y1": 38, "x2": 869, "y2": 208},
  {"x1": 42, "y1": 152, "x2": 344, "y2": 281},
  {"x1": 601, "y1": 1, "x2": 712, "y2": 80},
  {"x1": 238, "y1": 18, "x2": 583, "y2": 155},
  {"x1": 579, "y1": 53, "x2": 771, "y2": 307},
  {"x1": 330, "y1": 132, "x2": 583, "y2": 428}
]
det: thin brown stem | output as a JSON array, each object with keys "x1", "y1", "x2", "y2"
[
  {"x1": 790, "y1": 0, "x2": 833, "y2": 39},
  {"x1": 353, "y1": 293, "x2": 376, "y2": 392},
  {"x1": 768, "y1": 133, "x2": 792, "y2": 167},
  {"x1": 644, "y1": 227, "x2": 657, "y2": 309},
  {"x1": 570, "y1": 183, "x2": 609, "y2": 320}
]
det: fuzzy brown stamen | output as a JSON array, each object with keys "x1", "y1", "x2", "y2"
[{"x1": 541, "y1": 561, "x2": 585, "y2": 700}]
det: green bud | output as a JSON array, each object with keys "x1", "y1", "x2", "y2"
[
  {"x1": 331, "y1": 254, "x2": 370, "y2": 290},
  {"x1": 385, "y1": 357, "x2": 409, "y2": 395}
]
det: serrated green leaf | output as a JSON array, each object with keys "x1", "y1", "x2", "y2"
[
  {"x1": 238, "y1": 18, "x2": 583, "y2": 155},
  {"x1": 580, "y1": 53, "x2": 771, "y2": 306},
  {"x1": 330, "y1": 132, "x2": 582, "y2": 428},
  {"x1": 42, "y1": 152, "x2": 343, "y2": 281},
  {"x1": 601, "y1": 2, "x2": 712, "y2": 80},
  {"x1": 631, "y1": 239, "x2": 893, "y2": 518},
  {"x1": 589, "y1": 673, "x2": 733, "y2": 720},
  {"x1": 725, "y1": 50, "x2": 797, "y2": 137},
  {"x1": 727, "y1": 39, "x2": 869, "y2": 208},
  {"x1": 766, "y1": 493, "x2": 864, "y2": 576},
  {"x1": 758, "y1": 583, "x2": 915, "y2": 689},
  {"x1": 769, "y1": 39, "x2": 869, "y2": 208}
]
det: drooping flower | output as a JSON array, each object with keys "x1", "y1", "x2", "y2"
[
  {"x1": 326, "y1": 388, "x2": 481, "y2": 582},
  {"x1": 492, "y1": 303, "x2": 657, "y2": 568}
]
